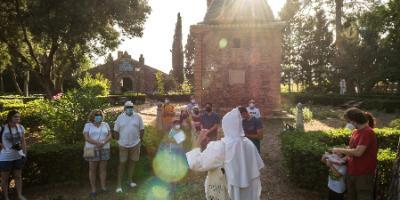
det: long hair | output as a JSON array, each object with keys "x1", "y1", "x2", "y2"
[
  {"x1": 364, "y1": 112, "x2": 376, "y2": 128},
  {"x1": 88, "y1": 109, "x2": 105, "y2": 123},
  {"x1": 344, "y1": 108, "x2": 368, "y2": 125}
]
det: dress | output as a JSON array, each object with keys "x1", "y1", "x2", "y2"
[{"x1": 186, "y1": 108, "x2": 264, "y2": 200}]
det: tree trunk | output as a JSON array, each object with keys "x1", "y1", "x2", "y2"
[
  {"x1": 335, "y1": 0, "x2": 344, "y2": 76},
  {"x1": 23, "y1": 70, "x2": 29, "y2": 97},
  {"x1": 10, "y1": 68, "x2": 23, "y2": 95},
  {"x1": 31, "y1": 70, "x2": 55, "y2": 98},
  {"x1": 0, "y1": 72, "x2": 4, "y2": 94},
  {"x1": 55, "y1": 75, "x2": 63, "y2": 93}
]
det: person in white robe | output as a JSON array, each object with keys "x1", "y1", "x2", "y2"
[{"x1": 186, "y1": 108, "x2": 265, "y2": 200}]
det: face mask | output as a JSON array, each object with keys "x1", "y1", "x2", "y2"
[
  {"x1": 126, "y1": 108, "x2": 133, "y2": 115},
  {"x1": 194, "y1": 110, "x2": 199, "y2": 115},
  {"x1": 95, "y1": 116, "x2": 102, "y2": 123},
  {"x1": 249, "y1": 103, "x2": 255, "y2": 108},
  {"x1": 191, "y1": 99, "x2": 196, "y2": 104},
  {"x1": 205, "y1": 107, "x2": 212, "y2": 112},
  {"x1": 165, "y1": 100, "x2": 170, "y2": 103},
  {"x1": 175, "y1": 124, "x2": 181, "y2": 129}
]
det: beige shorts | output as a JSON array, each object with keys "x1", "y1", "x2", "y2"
[{"x1": 119, "y1": 143, "x2": 141, "y2": 162}]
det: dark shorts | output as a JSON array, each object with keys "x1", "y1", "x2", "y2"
[
  {"x1": 0, "y1": 158, "x2": 26, "y2": 172},
  {"x1": 329, "y1": 189, "x2": 344, "y2": 200}
]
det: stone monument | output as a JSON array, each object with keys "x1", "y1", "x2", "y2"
[{"x1": 191, "y1": 0, "x2": 285, "y2": 117}]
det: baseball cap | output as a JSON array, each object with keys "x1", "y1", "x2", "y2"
[{"x1": 124, "y1": 101, "x2": 134, "y2": 107}]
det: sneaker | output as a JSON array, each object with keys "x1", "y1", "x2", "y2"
[
  {"x1": 128, "y1": 182, "x2": 137, "y2": 188},
  {"x1": 115, "y1": 188, "x2": 123, "y2": 193}
]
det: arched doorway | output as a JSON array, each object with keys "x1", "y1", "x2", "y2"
[{"x1": 121, "y1": 77, "x2": 133, "y2": 92}]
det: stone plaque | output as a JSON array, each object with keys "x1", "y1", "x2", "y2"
[
  {"x1": 119, "y1": 59, "x2": 133, "y2": 72},
  {"x1": 229, "y1": 70, "x2": 245, "y2": 85}
]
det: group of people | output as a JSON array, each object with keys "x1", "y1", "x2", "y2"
[
  {"x1": 2, "y1": 98, "x2": 378, "y2": 200},
  {"x1": 321, "y1": 107, "x2": 377, "y2": 200},
  {"x1": 159, "y1": 96, "x2": 264, "y2": 153},
  {"x1": 82, "y1": 101, "x2": 144, "y2": 198}
]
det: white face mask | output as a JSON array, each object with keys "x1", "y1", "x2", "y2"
[
  {"x1": 191, "y1": 99, "x2": 196, "y2": 104},
  {"x1": 174, "y1": 124, "x2": 181, "y2": 129},
  {"x1": 165, "y1": 99, "x2": 170, "y2": 103},
  {"x1": 249, "y1": 103, "x2": 255, "y2": 108}
]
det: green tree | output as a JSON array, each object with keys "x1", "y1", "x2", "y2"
[
  {"x1": 184, "y1": 33, "x2": 195, "y2": 86},
  {"x1": 155, "y1": 71, "x2": 165, "y2": 94},
  {"x1": 172, "y1": 13, "x2": 184, "y2": 84},
  {"x1": 0, "y1": 43, "x2": 11, "y2": 93},
  {"x1": 0, "y1": 0, "x2": 151, "y2": 98}
]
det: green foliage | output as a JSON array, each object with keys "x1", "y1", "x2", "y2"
[
  {"x1": 281, "y1": 128, "x2": 399, "y2": 196},
  {"x1": 178, "y1": 79, "x2": 192, "y2": 94},
  {"x1": 155, "y1": 71, "x2": 165, "y2": 94},
  {"x1": 0, "y1": 99, "x2": 46, "y2": 131},
  {"x1": 0, "y1": 0, "x2": 151, "y2": 97},
  {"x1": 184, "y1": 33, "x2": 195, "y2": 86},
  {"x1": 40, "y1": 89, "x2": 108, "y2": 144},
  {"x1": 285, "y1": 93, "x2": 400, "y2": 113},
  {"x1": 77, "y1": 73, "x2": 110, "y2": 96},
  {"x1": 24, "y1": 142, "x2": 151, "y2": 187},
  {"x1": 172, "y1": 13, "x2": 184, "y2": 84},
  {"x1": 142, "y1": 125, "x2": 162, "y2": 157},
  {"x1": 389, "y1": 118, "x2": 400, "y2": 129},
  {"x1": 289, "y1": 106, "x2": 313, "y2": 122}
]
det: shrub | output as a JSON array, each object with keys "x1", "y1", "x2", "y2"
[
  {"x1": 0, "y1": 99, "x2": 46, "y2": 131},
  {"x1": 289, "y1": 106, "x2": 313, "y2": 122},
  {"x1": 77, "y1": 73, "x2": 110, "y2": 96},
  {"x1": 389, "y1": 118, "x2": 400, "y2": 129},
  {"x1": 281, "y1": 129, "x2": 398, "y2": 196},
  {"x1": 24, "y1": 142, "x2": 151, "y2": 187}
]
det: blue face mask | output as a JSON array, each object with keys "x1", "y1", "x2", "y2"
[
  {"x1": 94, "y1": 116, "x2": 102, "y2": 123},
  {"x1": 126, "y1": 108, "x2": 134, "y2": 115}
]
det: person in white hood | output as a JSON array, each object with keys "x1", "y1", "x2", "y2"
[{"x1": 186, "y1": 108, "x2": 265, "y2": 200}]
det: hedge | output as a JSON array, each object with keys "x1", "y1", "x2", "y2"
[
  {"x1": 281, "y1": 129, "x2": 399, "y2": 199},
  {"x1": 23, "y1": 142, "x2": 151, "y2": 187},
  {"x1": 283, "y1": 93, "x2": 400, "y2": 113}
]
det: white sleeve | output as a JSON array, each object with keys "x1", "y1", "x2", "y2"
[
  {"x1": 338, "y1": 166, "x2": 347, "y2": 175},
  {"x1": 83, "y1": 123, "x2": 91, "y2": 134},
  {"x1": 186, "y1": 141, "x2": 225, "y2": 172},
  {"x1": 139, "y1": 116, "x2": 144, "y2": 130}
]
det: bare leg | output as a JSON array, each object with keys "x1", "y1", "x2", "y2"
[
  {"x1": 117, "y1": 161, "x2": 126, "y2": 188},
  {"x1": 99, "y1": 161, "x2": 107, "y2": 190},
  {"x1": 88, "y1": 161, "x2": 98, "y2": 193},
  {"x1": 127, "y1": 160, "x2": 136, "y2": 183},
  {"x1": 1, "y1": 171, "x2": 10, "y2": 200},
  {"x1": 13, "y1": 170, "x2": 26, "y2": 200}
]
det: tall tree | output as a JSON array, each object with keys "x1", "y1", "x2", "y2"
[
  {"x1": 0, "y1": 43, "x2": 11, "y2": 93},
  {"x1": 280, "y1": 0, "x2": 301, "y2": 92},
  {"x1": 0, "y1": 0, "x2": 151, "y2": 98},
  {"x1": 172, "y1": 13, "x2": 184, "y2": 84},
  {"x1": 184, "y1": 33, "x2": 195, "y2": 86}
]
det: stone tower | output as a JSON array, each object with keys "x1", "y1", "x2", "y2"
[{"x1": 191, "y1": 0, "x2": 285, "y2": 117}]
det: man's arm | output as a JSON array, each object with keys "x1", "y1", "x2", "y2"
[{"x1": 140, "y1": 129, "x2": 144, "y2": 141}]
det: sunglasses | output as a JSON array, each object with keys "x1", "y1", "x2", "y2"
[
  {"x1": 125, "y1": 106, "x2": 134, "y2": 109},
  {"x1": 95, "y1": 114, "x2": 102, "y2": 116}
]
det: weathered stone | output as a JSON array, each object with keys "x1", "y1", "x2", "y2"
[
  {"x1": 192, "y1": 0, "x2": 285, "y2": 117},
  {"x1": 89, "y1": 52, "x2": 165, "y2": 94}
]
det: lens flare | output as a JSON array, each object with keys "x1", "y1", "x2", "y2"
[
  {"x1": 137, "y1": 177, "x2": 172, "y2": 200},
  {"x1": 219, "y1": 38, "x2": 228, "y2": 49},
  {"x1": 153, "y1": 146, "x2": 188, "y2": 183}
]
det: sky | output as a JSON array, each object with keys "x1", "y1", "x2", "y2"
[{"x1": 104, "y1": 0, "x2": 286, "y2": 73}]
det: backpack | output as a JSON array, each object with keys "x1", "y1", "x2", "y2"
[{"x1": 0, "y1": 125, "x2": 4, "y2": 143}]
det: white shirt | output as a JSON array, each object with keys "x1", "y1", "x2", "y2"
[
  {"x1": 328, "y1": 164, "x2": 347, "y2": 193},
  {"x1": 0, "y1": 124, "x2": 25, "y2": 161},
  {"x1": 247, "y1": 107, "x2": 261, "y2": 119},
  {"x1": 114, "y1": 112, "x2": 144, "y2": 148},
  {"x1": 83, "y1": 122, "x2": 111, "y2": 149}
]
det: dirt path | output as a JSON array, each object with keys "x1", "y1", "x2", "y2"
[{"x1": 260, "y1": 120, "x2": 322, "y2": 200}]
